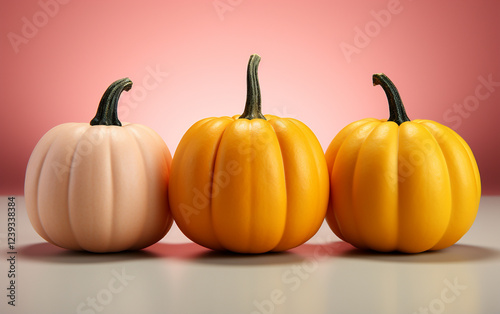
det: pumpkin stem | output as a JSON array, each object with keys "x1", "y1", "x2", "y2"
[
  {"x1": 373, "y1": 73, "x2": 410, "y2": 125},
  {"x1": 90, "y1": 78, "x2": 133, "y2": 126},
  {"x1": 239, "y1": 54, "x2": 266, "y2": 120}
]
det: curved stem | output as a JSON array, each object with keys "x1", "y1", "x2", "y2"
[
  {"x1": 239, "y1": 54, "x2": 266, "y2": 120},
  {"x1": 373, "y1": 73, "x2": 410, "y2": 125},
  {"x1": 90, "y1": 78, "x2": 133, "y2": 126}
]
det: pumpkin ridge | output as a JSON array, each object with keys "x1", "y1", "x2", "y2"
[
  {"x1": 107, "y1": 132, "x2": 116, "y2": 251},
  {"x1": 126, "y1": 126, "x2": 154, "y2": 250},
  {"x1": 138, "y1": 124, "x2": 174, "y2": 241},
  {"x1": 66, "y1": 126, "x2": 91, "y2": 250},
  {"x1": 419, "y1": 121, "x2": 480, "y2": 250},
  {"x1": 325, "y1": 120, "x2": 374, "y2": 242},
  {"x1": 245, "y1": 121, "x2": 257, "y2": 252},
  {"x1": 328, "y1": 132, "x2": 355, "y2": 242},
  {"x1": 72, "y1": 127, "x2": 115, "y2": 251},
  {"x1": 418, "y1": 123, "x2": 453, "y2": 251},
  {"x1": 94, "y1": 128, "x2": 116, "y2": 251},
  {"x1": 352, "y1": 121, "x2": 399, "y2": 251},
  {"x1": 34, "y1": 130, "x2": 63, "y2": 246},
  {"x1": 350, "y1": 121, "x2": 379, "y2": 249},
  {"x1": 394, "y1": 124, "x2": 401, "y2": 252},
  {"x1": 211, "y1": 119, "x2": 251, "y2": 252},
  {"x1": 396, "y1": 123, "x2": 451, "y2": 252},
  {"x1": 428, "y1": 126, "x2": 457, "y2": 251},
  {"x1": 454, "y1": 134, "x2": 481, "y2": 198},
  {"x1": 225, "y1": 119, "x2": 286, "y2": 253},
  {"x1": 134, "y1": 124, "x2": 174, "y2": 247},
  {"x1": 326, "y1": 119, "x2": 377, "y2": 170},
  {"x1": 208, "y1": 120, "x2": 232, "y2": 251},
  {"x1": 278, "y1": 118, "x2": 327, "y2": 249},
  {"x1": 436, "y1": 122, "x2": 481, "y2": 198},
  {"x1": 333, "y1": 121, "x2": 377, "y2": 247},
  {"x1": 171, "y1": 117, "x2": 228, "y2": 250},
  {"x1": 288, "y1": 118, "x2": 327, "y2": 185},
  {"x1": 266, "y1": 119, "x2": 288, "y2": 250},
  {"x1": 262, "y1": 121, "x2": 288, "y2": 252}
]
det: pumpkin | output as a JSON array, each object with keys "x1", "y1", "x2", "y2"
[
  {"x1": 325, "y1": 73, "x2": 481, "y2": 253},
  {"x1": 168, "y1": 54, "x2": 329, "y2": 253},
  {"x1": 24, "y1": 78, "x2": 172, "y2": 253}
]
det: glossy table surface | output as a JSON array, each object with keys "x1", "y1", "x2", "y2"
[{"x1": 1, "y1": 196, "x2": 499, "y2": 314}]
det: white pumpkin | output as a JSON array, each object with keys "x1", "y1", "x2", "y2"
[{"x1": 25, "y1": 78, "x2": 172, "y2": 252}]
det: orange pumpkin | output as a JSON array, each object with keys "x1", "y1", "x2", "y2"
[
  {"x1": 168, "y1": 55, "x2": 329, "y2": 253},
  {"x1": 325, "y1": 73, "x2": 481, "y2": 253},
  {"x1": 24, "y1": 78, "x2": 172, "y2": 252}
]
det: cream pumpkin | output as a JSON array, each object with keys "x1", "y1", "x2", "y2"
[{"x1": 24, "y1": 78, "x2": 172, "y2": 252}]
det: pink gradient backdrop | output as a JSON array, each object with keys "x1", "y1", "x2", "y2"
[{"x1": 1, "y1": 0, "x2": 499, "y2": 194}]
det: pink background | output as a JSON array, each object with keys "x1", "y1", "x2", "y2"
[{"x1": 1, "y1": 0, "x2": 499, "y2": 195}]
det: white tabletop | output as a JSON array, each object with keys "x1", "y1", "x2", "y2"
[{"x1": 1, "y1": 196, "x2": 499, "y2": 314}]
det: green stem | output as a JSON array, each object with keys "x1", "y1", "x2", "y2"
[
  {"x1": 373, "y1": 73, "x2": 410, "y2": 125},
  {"x1": 239, "y1": 54, "x2": 266, "y2": 120},
  {"x1": 90, "y1": 78, "x2": 133, "y2": 126}
]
